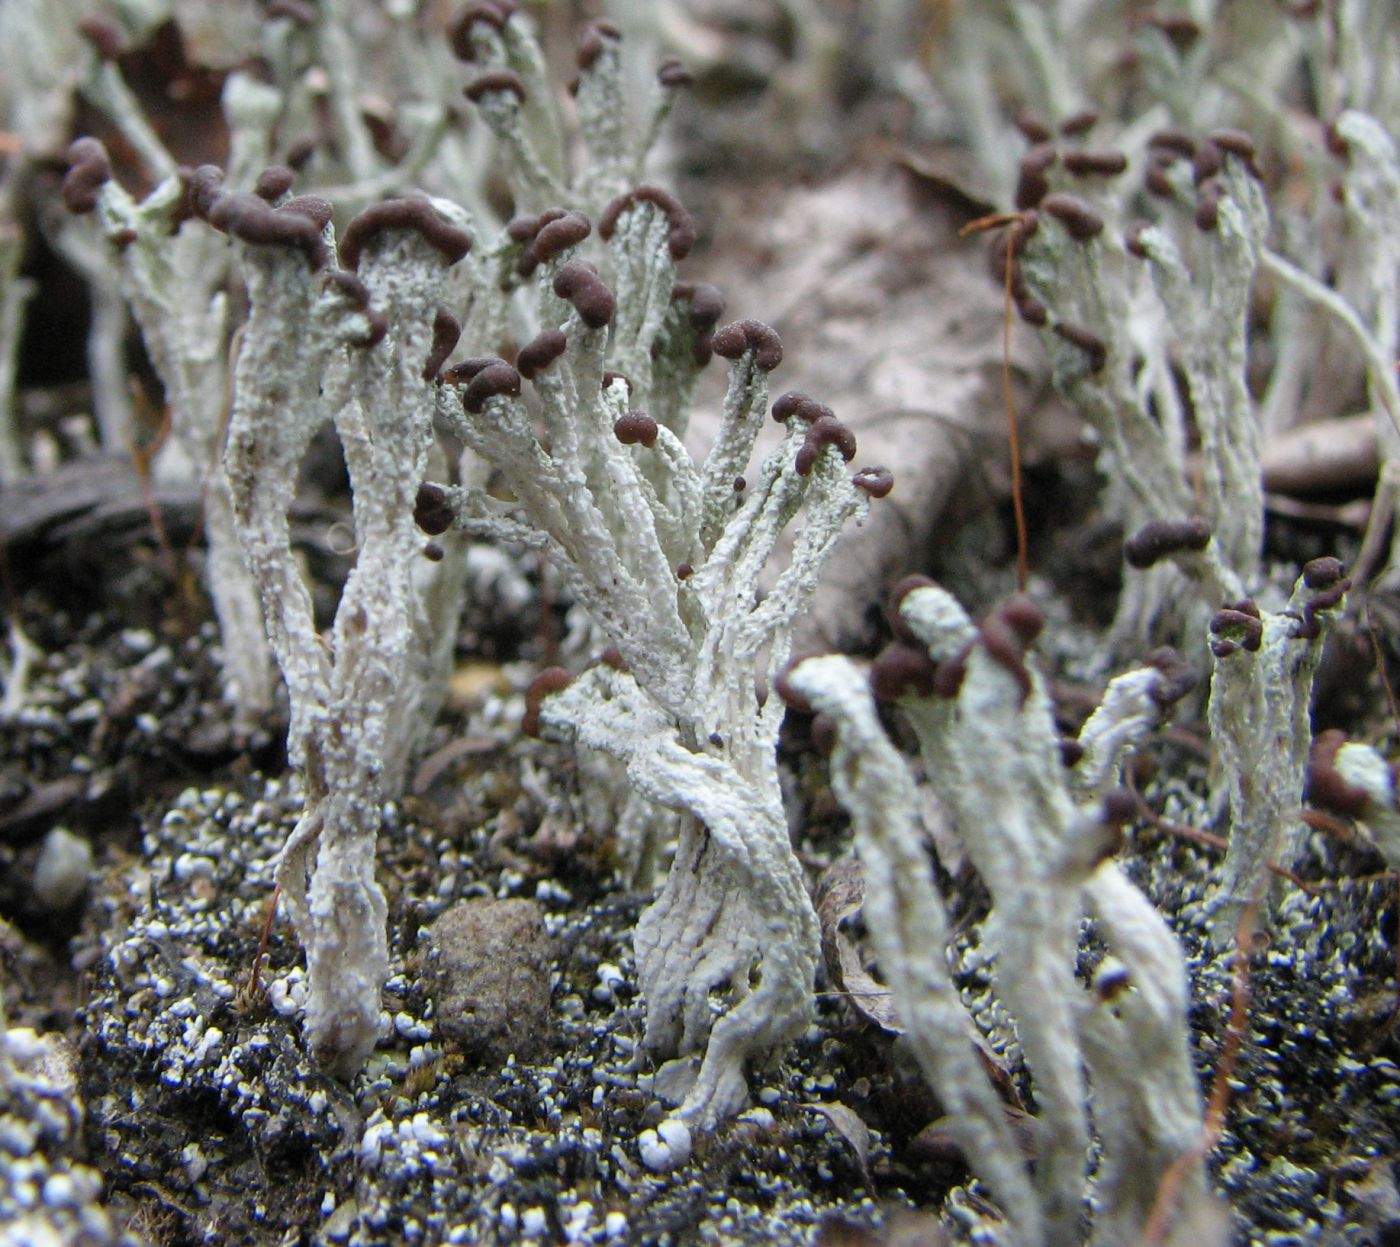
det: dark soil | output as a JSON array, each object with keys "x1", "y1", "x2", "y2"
[{"x1": 3, "y1": 495, "x2": 1400, "y2": 1245}]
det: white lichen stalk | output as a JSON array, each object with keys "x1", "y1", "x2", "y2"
[
  {"x1": 898, "y1": 589, "x2": 1095, "y2": 1244},
  {"x1": 1016, "y1": 144, "x2": 1267, "y2": 649},
  {"x1": 43, "y1": 217, "x2": 132, "y2": 465},
  {"x1": 1204, "y1": 565, "x2": 1348, "y2": 945},
  {"x1": 544, "y1": 666, "x2": 822, "y2": 1129},
  {"x1": 787, "y1": 583, "x2": 1209, "y2": 1243},
  {"x1": 457, "y1": 10, "x2": 687, "y2": 219},
  {"x1": 223, "y1": 194, "x2": 469, "y2": 1074},
  {"x1": 64, "y1": 85, "x2": 283, "y2": 725},
  {"x1": 785, "y1": 654, "x2": 1045, "y2": 1247},
  {"x1": 1072, "y1": 656, "x2": 1210, "y2": 1236},
  {"x1": 434, "y1": 203, "x2": 876, "y2": 1121},
  {"x1": 1077, "y1": 865, "x2": 1208, "y2": 1241},
  {"x1": 450, "y1": 396, "x2": 871, "y2": 1122},
  {"x1": 1070, "y1": 663, "x2": 1176, "y2": 799},
  {"x1": 1130, "y1": 162, "x2": 1268, "y2": 583},
  {"x1": 0, "y1": 0, "x2": 85, "y2": 167},
  {"x1": 0, "y1": 0, "x2": 89, "y2": 471},
  {"x1": 934, "y1": 0, "x2": 1086, "y2": 203}
]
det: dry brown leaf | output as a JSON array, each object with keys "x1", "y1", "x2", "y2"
[
  {"x1": 816, "y1": 858, "x2": 902, "y2": 1032},
  {"x1": 908, "y1": 1106, "x2": 1037, "y2": 1166},
  {"x1": 802, "y1": 1100, "x2": 872, "y2": 1180},
  {"x1": 814, "y1": 856, "x2": 1023, "y2": 1103},
  {"x1": 688, "y1": 161, "x2": 1083, "y2": 652}
]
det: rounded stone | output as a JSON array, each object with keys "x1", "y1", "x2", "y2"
[
  {"x1": 32, "y1": 828, "x2": 93, "y2": 911},
  {"x1": 424, "y1": 898, "x2": 554, "y2": 1063}
]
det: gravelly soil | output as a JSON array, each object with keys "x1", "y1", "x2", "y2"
[{"x1": 3, "y1": 572, "x2": 1400, "y2": 1245}]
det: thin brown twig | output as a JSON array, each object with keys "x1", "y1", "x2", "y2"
[
  {"x1": 128, "y1": 395, "x2": 201, "y2": 633},
  {"x1": 1143, "y1": 902, "x2": 1258, "y2": 1243},
  {"x1": 130, "y1": 407, "x2": 181, "y2": 583},
  {"x1": 960, "y1": 212, "x2": 1029, "y2": 590},
  {"x1": 1123, "y1": 763, "x2": 1226, "y2": 851},
  {"x1": 1299, "y1": 808, "x2": 1356, "y2": 840},
  {"x1": 1001, "y1": 229, "x2": 1028, "y2": 591},
  {"x1": 1364, "y1": 592, "x2": 1400, "y2": 741},
  {"x1": 1204, "y1": 903, "x2": 1258, "y2": 1141},
  {"x1": 1123, "y1": 765, "x2": 1338, "y2": 893},
  {"x1": 246, "y1": 884, "x2": 281, "y2": 1000}
]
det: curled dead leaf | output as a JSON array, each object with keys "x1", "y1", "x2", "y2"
[
  {"x1": 802, "y1": 1100, "x2": 872, "y2": 1182},
  {"x1": 908, "y1": 1106, "x2": 1037, "y2": 1166},
  {"x1": 816, "y1": 858, "x2": 901, "y2": 1032}
]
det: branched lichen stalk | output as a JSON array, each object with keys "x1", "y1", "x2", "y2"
[
  {"x1": 1204, "y1": 563, "x2": 1348, "y2": 944},
  {"x1": 788, "y1": 581, "x2": 1208, "y2": 1244},
  {"x1": 221, "y1": 189, "x2": 471, "y2": 1073},
  {"x1": 64, "y1": 156, "x2": 276, "y2": 724},
  {"x1": 786, "y1": 655, "x2": 1044, "y2": 1246},
  {"x1": 439, "y1": 309, "x2": 875, "y2": 1122}
]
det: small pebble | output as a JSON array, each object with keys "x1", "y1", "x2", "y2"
[
  {"x1": 32, "y1": 828, "x2": 93, "y2": 910},
  {"x1": 638, "y1": 1118, "x2": 692, "y2": 1172}
]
